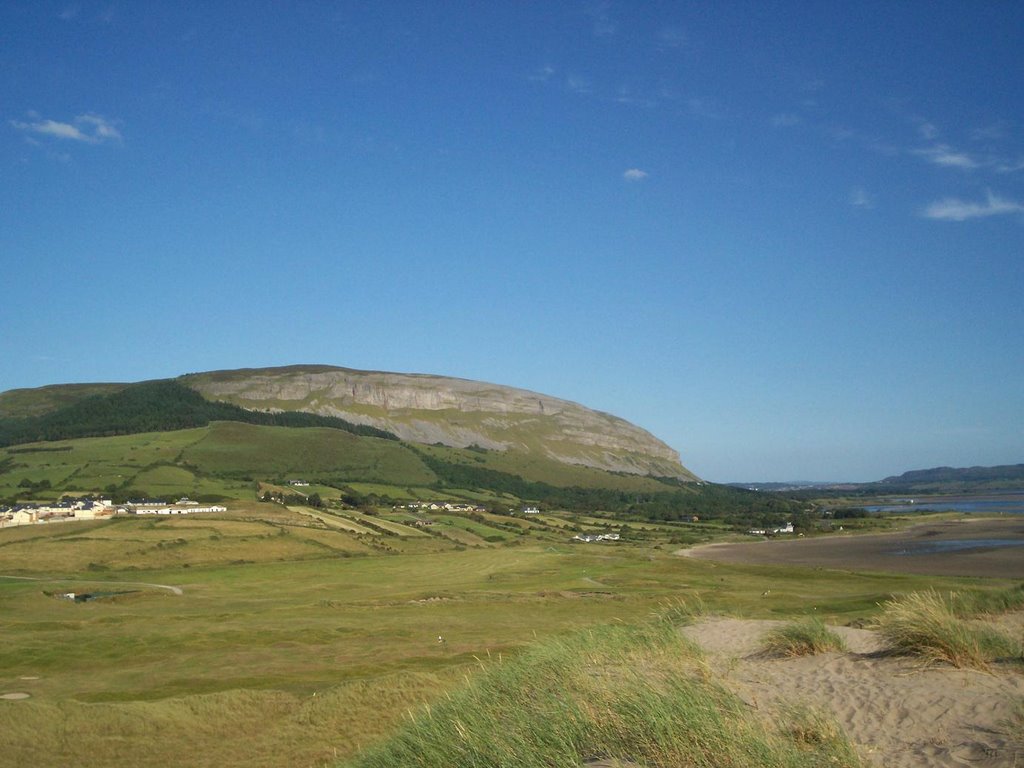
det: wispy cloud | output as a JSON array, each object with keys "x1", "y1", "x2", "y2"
[
  {"x1": 995, "y1": 157, "x2": 1024, "y2": 174},
  {"x1": 914, "y1": 143, "x2": 979, "y2": 170},
  {"x1": 849, "y1": 187, "x2": 874, "y2": 209},
  {"x1": 917, "y1": 121, "x2": 939, "y2": 140},
  {"x1": 623, "y1": 168, "x2": 648, "y2": 182},
  {"x1": 10, "y1": 112, "x2": 122, "y2": 144},
  {"x1": 656, "y1": 26, "x2": 688, "y2": 50},
  {"x1": 566, "y1": 74, "x2": 593, "y2": 95},
  {"x1": 771, "y1": 113, "x2": 801, "y2": 128},
  {"x1": 686, "y1": 98, "x2": 721, "y2": 120},
  {"x1": 922, "y1": 191, "x2": 1024, "y2": 221},
  {"x1": 585, "y1": 1, "x2": 616, "y2": 37},
  {"x1": 528, "y1": 65, "x2": 556, "y2": 83},
  {"x1": 971, "y1": 121, "x2": 1009, "y2": 142}
]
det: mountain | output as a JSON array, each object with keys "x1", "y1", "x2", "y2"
[
  {"x1": 180, "y1": 365, "x2": 694, "y2": 479},
  {"x1": 880, "y1": 464, "x2": 1024, "y2": 488},
  {"x1": 0, "y1": 365, "x2": 695, "y2": 480}
]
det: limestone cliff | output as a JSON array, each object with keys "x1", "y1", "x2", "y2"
[{"x1": 181, "y1": 365, "x2": 696, "y2": 479}]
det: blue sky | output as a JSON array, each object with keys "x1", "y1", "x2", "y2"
[{"x1": 2, "y1": 2, "x2": 1022, "y2": 482}]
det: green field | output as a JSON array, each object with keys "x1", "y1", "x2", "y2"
[
  {"x1": 0, "y1": 503, "x2": 1013, "y2": 768},
  {"x1": 2, "y1": 425, "x2": 1019, "y2": 766}
]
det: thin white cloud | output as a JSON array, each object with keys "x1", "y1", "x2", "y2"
[
  {"x1": 528, "y1": 65, "x2": 556, "y2": 83},
  {"x1": 76, "y1": 114, "x2": 121, "y2": 141},
  {"x1": 771, "y1": 113, "x2": 801, "y2": 128},
  {"x1": 971, "y1": 121, "x2": 1009, "y2": 142},
  {"x1": 917, "y1": 121, "x2": 939, "y2": 140},
  {"x1": 915, "y1": 143, "x2": 979, "y2": 170},
  {"x1": 10, "y1": 112, "x2": 122, "y2": 144},
  {"x1": 623, "y1": 168, "x2": 648, "y2": 182},
  {"x1": 922, "y1": 191, "x2": 1024, "y2": 221},
  {"x1": 657, "y1": 26, "x2": 688, "y2": 50},
  {"x1": 566, "y1": 75, "x2": 592, "y2": 95},
  {"x1": 995, "y1": 157, "x2": 1024, "y2": 174},
  {"x1": 585, "y1": 1, "x2": 616, "y2": 37},
  {"x1": 849, "y1": 187, "x2": 874, "y2": 209},
  {"x1": 686, "y1": 98, "x2": 721, "y2": 120}
]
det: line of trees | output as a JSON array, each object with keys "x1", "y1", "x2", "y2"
[
  {"x1": 413, "y1": 450, "x2": 808, "y2": 526},
  {"x1": 0, "y1": 379, "x2": 398, "y2": 447}
]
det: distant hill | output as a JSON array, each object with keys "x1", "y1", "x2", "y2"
[
  {"x1": 0, "y1": 369, "x2": 815, "y2": 526},
  {"x1": 880, "y1": 464, "x2": 1024, "y2": 488},
  {"x1": 181, "y1": 365, "x2": 694, "y2": 479},
  {"x1": 0, "y1": 364, "x2": 696, "y2": 480},
  {"x1": 0, "y1": 382, "x2": 127, "y2": 419}
]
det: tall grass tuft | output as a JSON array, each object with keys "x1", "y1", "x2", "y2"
[
  {"x1": 343, "y1": 613, "x2": 862, "y2": 768},
  {"x1": 760, "y1": 618, "x2": 847, "y2": 658},
  {"x1": 945, "y1": 583, "x2": 1024, "y2": 618},
  {"x1": 875, "y1": 589, "x2": 1022, "y2": 669}
]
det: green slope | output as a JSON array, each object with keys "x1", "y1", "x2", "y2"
[
  {"x1": 0, "y1": 382, "x2": 128, "y2": 419},
  {"x1": 0, "y1": 379, "x2": 396, "y2": 447}
]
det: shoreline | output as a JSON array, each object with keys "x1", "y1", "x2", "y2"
[{"x1": 679, "y1": 517, "x2": 1024, "y2": 578}]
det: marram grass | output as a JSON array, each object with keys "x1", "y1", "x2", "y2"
[
  {"x1": 760, "y1": 618, "x2": 847, "y2": 658},
  {"x1": 875, "y1": 589, "x2": 1023, "y2": 669},
  {"x1": 343, "y1": 613, "x2": 862, "y2": 768},
  {"x1": 945, "y1": 583, "x2": 1024, "y2": 618}
]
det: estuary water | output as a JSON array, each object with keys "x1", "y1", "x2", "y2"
[{"x1": 864, "y1": 490, "x2": 1024, "y2": 515}]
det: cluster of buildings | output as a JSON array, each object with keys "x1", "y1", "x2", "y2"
[
  {"x1": 0, "y1": 497, "x2": 227, "y2": 527},
  {"x1": 747, "y1": 522, "x2": 795, "y2": 536},
  {"x1": 572, "y1": 532, "x2": 621, "y2": 543},
  {"x1": 0, "y1": 497, "x2": 115, "y2": 526},
  {"x1": 397, "y1": 501, "x2": 488, "y2": 514},
  {"x1": 129, "y1": 499, "x2": 227, "y2": 516}
]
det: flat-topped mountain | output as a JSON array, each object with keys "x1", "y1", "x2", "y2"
[
  {"x1": 181, "y1": 365, "x2": 693, "y2": 479},
  {"x1": 0, "y1": 364, "x2": 695, "y2": 480}
]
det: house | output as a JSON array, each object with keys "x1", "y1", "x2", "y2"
[
  {"x1": 11, "y1": 509, "x2": 38, "y2": 525},
  {"x1": 522, "y1": 506, "x2": 540, "y2": 515}
]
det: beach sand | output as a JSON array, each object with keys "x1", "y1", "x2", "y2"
[
  {"x1": 681, "y1": 616, "x2": 1024, "y2": 767},
  {"x1": 682, "y1": 518, "x2": 1024, "y2": 578}
]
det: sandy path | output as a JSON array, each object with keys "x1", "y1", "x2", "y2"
[{"x1": 681, "y1": 617, "x2": 1024, "y2": 767}]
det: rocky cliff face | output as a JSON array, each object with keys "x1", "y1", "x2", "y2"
[{"x1": 181, "y1": 365, "x2": 696, "y2": 479}]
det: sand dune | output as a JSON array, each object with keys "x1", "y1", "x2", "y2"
[{"x1": 681, "y1": 617, "x2": 1024, "y2": 767}]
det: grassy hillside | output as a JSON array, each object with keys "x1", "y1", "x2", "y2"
[
  {"x1": 0, "y1": 382, "x2": 128, "y2": 419},
  {"x1": 0, "y1": 366, "x2": 698, "y2": 480},
  {"x1": 0, "y1": 509, "x2": 1010, "y2": 768},
  {"x1": 0, "y1": 420, "x2": 808, "y2": 528},
  {"x1": 0, "y1": 379, "x2": 396, "y2": 448}
]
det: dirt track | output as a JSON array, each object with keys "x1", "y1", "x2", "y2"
[{"x1": 683, "y1": 517, "x2": 1024, "y2": 578}]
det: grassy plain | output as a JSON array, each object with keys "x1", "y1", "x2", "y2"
[{"x1": 1, "y1": 504, "x2": 1017, "y2": 767}]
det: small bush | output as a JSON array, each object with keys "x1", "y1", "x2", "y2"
[
  {"x1": 761, "y1": 618, "x2": 847, "y2": 658},
  {"x1": 875, "y1": 589, "x2": 1022, "y2": 669}
]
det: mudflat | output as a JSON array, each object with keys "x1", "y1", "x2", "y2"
[{"x1": 684, "y1": 517, "x2": 1024, "y2": 578}]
